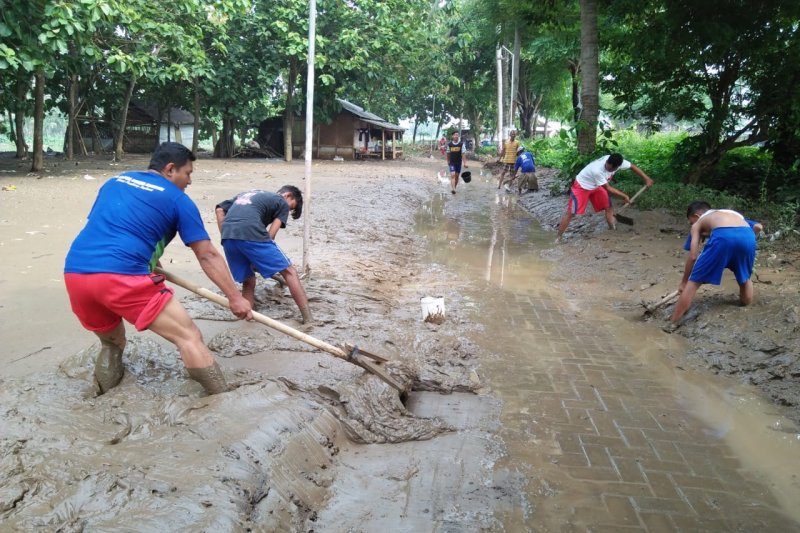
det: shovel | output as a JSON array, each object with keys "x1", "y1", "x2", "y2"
[
  {"x1": 643, "y1": 290, "x2": 679, "y2": 315},
  {"x1": 615, "y1": 185, "x2": 649, "y2": 226},
  {"x1": 155, "y1": 267, "x2": 404, "y2": 391}
]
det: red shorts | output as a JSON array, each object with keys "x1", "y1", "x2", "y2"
[
  {"x1": 568, "y1": 181, "x2": 610, "y2": 214},
  {"x1": 64, "y1": 273, "x2": 174, "y2": 333}
]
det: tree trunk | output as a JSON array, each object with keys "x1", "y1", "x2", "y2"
[
  {"x1": 283, "y1": 59, "x2": 299, "y2": 162},
  {"x1": 412, "y1": 120, "x2": 418, "y2": 144},
  {"x1": 568, "y1": 62, "x2": 580, "y2": 124},
  {"x1": 192, "y1": 78, "x2": 201, "y2": 153},
  {"x1": 214, "y1": 116, "x2": 235, "y2": 158},
  {"x1": 66, "y1": 74, "x2": 77, "y2": 160},
  {"x1": 577, "y1": 0, "x2": 599, "y2": 155},
  {"x1": 30, "y1": 67, "x2": 45, "y2": 172},
  {"x1": 510, "y1": 26, "x2": 521, "y2": 132},
  {"x1": 113, "y1": 75, "x2": 137, "y2": 161},
  {"x1": 684, "y1": 150, "x2": 722, "y2": 186},
  {"x1": 14, "y1": 72, "x2": 28, "y2": 159}
]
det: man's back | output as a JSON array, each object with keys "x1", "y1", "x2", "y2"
[{"x1": 698, "y1": 209, "x2": 749, "y2": 232}]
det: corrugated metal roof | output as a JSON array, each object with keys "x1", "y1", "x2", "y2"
[{"x1": 336, "y1": 98, "x2": 404, "y2": 132}]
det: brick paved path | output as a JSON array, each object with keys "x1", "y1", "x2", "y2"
[{"x1": 479, "y1": 289, "x2": 800, "y2": 532}]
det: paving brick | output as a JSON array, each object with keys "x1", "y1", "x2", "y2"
[
  {"x1": 602, "y1": 494, "x2": 641, "y2": 525},
  {"x1": 592, "y1": 481, "x2": 653, "y2": 498},
  {"x1": 549, "y1": 452, "x2": 589, "y2": 467},
  {"x1": 617, "y1": 427, "x2": 651, "y2": 449},
  {"x1": 566, "y1": 466, "x2": 621, "y2": 482},
  {"x1": 649, "y1": 440, "x2": 684, "y2": 463},
  {"x1": 580, "y1": 434, "x2": 627, "y2": 450},
  {"x1": 611, "y1": 457, "x2": 648, "y2": 484},
  {"x1": 583, "y1": 444, "x2": 614, "y2": 468},
  {"x1": 669, "y1": 473, "x2": 724, "y2": 491},
  {"x1": 631, "y1": 496, "x2": 694, "y2": 514},
  {"x1": 638, "y1": 458, "x2": 692, "y2": 475},
  {"x1": 638, "y1": 512, "x2": 678, "y2": 533},
  {"x1": 642, "y1": 471, "x2": 681, "y2": 499},
  {"x1": 587, "y1": 411, "x2": 623, "y2": 437},
  {"x1": 587, "y1": 525, "x2": 645, "y2": 533}
]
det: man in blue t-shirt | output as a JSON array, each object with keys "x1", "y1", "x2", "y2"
[
  {"x1": 512, "y1": 145, "x2": 538, "y2": 194},
  {"x1": 215, "y1": 186, "x2": 311, "y2": 324},
  {"x1": 64, "y1": 142, "x2": 252, "y2": 395}
]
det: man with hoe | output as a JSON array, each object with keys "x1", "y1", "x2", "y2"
[
  {"x1": 64, "y1": 142, "x2": 253, "y2": 396},
  {"x1": 556, "y1": 153, "x2": 654, "y2": 241}
]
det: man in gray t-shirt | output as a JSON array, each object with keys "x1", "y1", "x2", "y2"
[{"x1": 215, "y1": 186, "x2": 312, "y2": 324}]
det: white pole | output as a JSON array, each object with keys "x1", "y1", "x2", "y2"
[
  {"x1": 496, "y1": 47, "x2": 503, "y2": 147},
  {"x1": 302, "y1": 0, "x2": 316, "y2": 276}
]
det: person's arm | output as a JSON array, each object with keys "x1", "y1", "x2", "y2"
[
  {"x1": 603, "y1": 183, "x2": 631, "y2": 203},
  {"x1": 498, "y1": 142, "x2": 505, "y2": 161},
  {"x1": 629, "y1": 163, "x2": 654, "y2": 187},
  {"x1": 267, "y1": 218, "x2": 282, "y2": 240},
  {"x1": 463, "y1": 148, "x2": 468, "y2": 167},
  {"x1": 215, "y1": 207, "x2": 226, "y2": 234},
  {"x1": 678, "y1": 223, "x2": 702, "y2": 292},
  {"x1": 189, "y1": 240, "x2": 252, "y2": 320}
]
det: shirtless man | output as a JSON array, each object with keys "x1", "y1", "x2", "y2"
[{"x1": 670, "y1": 201, "x2": 758, "y2": 324}]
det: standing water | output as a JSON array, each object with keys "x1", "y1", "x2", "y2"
[{"x1": 414, "y1": 184, "x2": 800, "y2": 531}]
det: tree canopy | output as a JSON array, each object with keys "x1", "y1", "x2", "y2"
[{"x1": 0, "y1": 0, "x2": 798, "y2": 187}]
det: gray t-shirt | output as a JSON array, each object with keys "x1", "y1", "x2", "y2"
[{"x1": 216, "y1": 190, "x2": 289, "y2": 242}]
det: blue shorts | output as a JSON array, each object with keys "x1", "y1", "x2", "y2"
[
  {"x1": 448, "y1": 163, "x2": 462, "y2": 174},
  {"x1": 222, "y1": 239, "x2": 292, "y2": 282},
  {"x1": 689, "y1": 226, "x2": 756, "y2": 285}
]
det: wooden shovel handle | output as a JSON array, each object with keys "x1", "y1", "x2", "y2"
[
  {"x1": 617, "y1": 185, "x2": 649, "y2": 213},
  {"x1": 646, "y1": 290, "x2": 679, "y2": 312},
  {"x1": 155, "y1": 267, "x2": 350, "y2": 359}
]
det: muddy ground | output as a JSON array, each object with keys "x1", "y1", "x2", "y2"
[
  {"x1": 0, "y1": 151, "x2": 798, "y2": 530},
  {"x1": 514, "y1": 166, "x2": 800, "y2": 424}
]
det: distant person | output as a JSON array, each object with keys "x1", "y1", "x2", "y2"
[
  {"x1": 215, "y1": 186, "x2": 311, "y2": 324},
  {"x1": 497, "y1": 130, "x2": 520, "y2": 190},
  {"x1": 64, "y1": 142, "x2": 252, "y2": 396},
  {"x1": 438, "y1": 135, "x2": 447, "y2": 156},
  {"x1": 669, "y1": 201, "x2": 761, "y2": 326},
  {"x1": 556, "y1": 153, "x2": 654, "y2": 241},
  {"x1": 445, "y1": 131, "x2": 468, "y2": 195},
  {"x1": 512, "y1": 145, "x2": 538, "y2": 194}
]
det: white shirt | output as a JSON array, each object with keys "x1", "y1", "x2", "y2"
[{"x1": 575, "y1": 155, "x2": 631, "y2": 190}]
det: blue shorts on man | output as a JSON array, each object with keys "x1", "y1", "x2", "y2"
[{"x1": 689, "y1": 226, "x2": 756, "y2": 285}]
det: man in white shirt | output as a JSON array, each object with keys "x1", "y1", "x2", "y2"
[{"x1": 556, "y1": 153, "x2": 654, "y2": 241}]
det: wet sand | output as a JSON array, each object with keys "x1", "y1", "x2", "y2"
[{"x1": 1, "y1": 153, "x2": 799, "y2": 530}]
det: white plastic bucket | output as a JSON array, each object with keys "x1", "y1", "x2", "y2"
[{"x1": 420, "y1": 296, "x2": 445, "y2": 322}]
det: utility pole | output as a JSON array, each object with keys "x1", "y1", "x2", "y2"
[
  {"x1": 302, "y1": 0, "x2": 316, "y2": 275},
  {"x1": 496, "y1": 47, "x2": 503, "y2": 145}
]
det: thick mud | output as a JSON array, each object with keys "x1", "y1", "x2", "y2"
[{"x1": 0, "y1": 156, "x2": 491, "y2": 529}]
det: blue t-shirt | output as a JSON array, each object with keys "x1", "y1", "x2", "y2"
[
  {"x1": 514, "y1": 152, "x2": 535, "y2": 173},
  {"x1": 65, "y1": 171, "x2": 210, "y2": 275},
  {"x1": 683, "y1": 218, "x2": 759, "y2": 251}
]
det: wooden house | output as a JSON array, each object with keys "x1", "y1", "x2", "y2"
[{"x1": 283, "y1": 98, "x2": 404, "y2": 160}]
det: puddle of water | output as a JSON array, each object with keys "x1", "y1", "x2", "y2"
[{"x1": 414, "y1": 185, "x2": 800, "y2": 526}]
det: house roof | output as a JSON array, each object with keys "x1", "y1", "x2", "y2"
[
  {"x1": 336, "y1": 98, "x2": 404, "y2": 132},
  {"x1": 132, "y1": 99, "x2": 195, "y2": 125}
]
